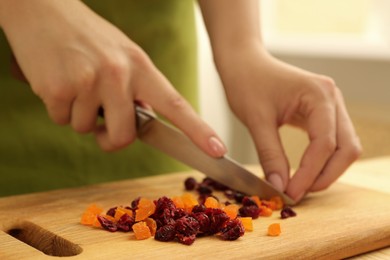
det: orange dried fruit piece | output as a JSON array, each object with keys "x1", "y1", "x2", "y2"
[
  {"x1": 267, "y1": 223, "x2": 281, "y2": 236},
  {"x1": 135, "y1": 198, "x2": 156, "y2": 222},
  {"x1": 238, "y1": 217, "x2": 253, "y2": 231},
  {"x1": 259, "y1": 206, "x2": 273, "y2": 217},
  {"x1": 171, "y1": 196, "x2": 185, "y2": 209},
  {"x1": 132, "y1": 221, "x2": 152, "y2": 240},
  {"x1": 145, "y1": 218, "x2": 157, "y2": 236},
  {"x1": 251, "y1": 195, "x2": 262, "y2": 207},
  {"x1": 222, "y1": 204, "x2": 239, "y2": 220},
  {"x1": 204, "y1": 196, "x2": 219, "y2": 209},
  {"x1": 80, "y1": 204, "x2": 104, "y2": 226},
  {"x1": 261, "y1": 200, "x2": 277, "y2": 211},
  {"x1": 270, "y1": 196, "x2": 284, "y2": 210},
  {"x1": 181, "y1": 193, "x2": 198, "y2": 212},
  {"x1": 114, "y1": 207, "x2": 133, "y2": 222}
]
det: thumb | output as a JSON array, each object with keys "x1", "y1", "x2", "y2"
[{"x1": 249, "y1": 120, "x2": 290, "y2": 192}]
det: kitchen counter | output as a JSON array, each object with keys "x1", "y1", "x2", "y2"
[{"x1": 0, "y1": 156, "x2": 389, "y2": 259}]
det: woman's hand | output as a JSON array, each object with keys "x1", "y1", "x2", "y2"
[
  {"x1": 217, "y1": 45, "x2": 362, "y2": 201},
  {"x1": 0, "y1": 0, "x2": 226, "y2": 157}
]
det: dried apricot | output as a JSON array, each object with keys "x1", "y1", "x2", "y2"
[
  {"x1": 114, "y1": 207, "x2": 133, "y2": 221},
  {"x1": 270, "y1": 196, "x2": 284, "y2": 210},
  {"x1": 132, "y1": 221, "x2": 152, "y2": 240},
  {"x1": 204, "y1": 196, "x2": 219, "y2": 209},
  {"x1": 267, "y1": 223, "x2": 281, "y2": 236},
  {"x1": 222, "y1": 204, "x2": 239, "y2": 220},
  {"x1": 80, "y1": 204, "x2": 103, "y2": 226},
  {"x1": 181, "y1": 193, "x2": 198, "y2": 212},
  {"x1": 171, "y1": 196, "x2": 185, "y2": 209},
  {"x1": 259, "y1": 206, "x2": 273, "y2": 217},
  {"x1": 145, "y1": 218, "x2": 157, "y2": 236},
  {"x1": 251, "y1": 195, "x2": 262, "y2": 207},
  {"x1": 238, "y1": 217, "x2": 253, "y2": 231},
  {"x1": 135, "y1": 198, "x2": 156, "y2": 222}
]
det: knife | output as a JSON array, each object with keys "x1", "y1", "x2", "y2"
[{"x1": 135, "y1": 106, "x2": 296, "y2": 205}]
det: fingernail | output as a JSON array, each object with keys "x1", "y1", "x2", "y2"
[
  {"x1": 268, "y1": 173, "x2": 284, "y2": 192},
  {"x1": 208, "y1": 136, "x2": 227, "y2": 157}
]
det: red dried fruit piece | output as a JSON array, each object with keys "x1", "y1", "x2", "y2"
[
  {"x1": 191, "y1": 212, "x2": 210, "y2": 234},
  {"x1": 132, "y1": 221, "x2": 152, "y2": 240},
  {"x1": 184, "y1": 177, "x2": 197, "y2": 191},
  {"x1": 239, "y1": 205, "x2": 261, "y2": 219},
  {"x1": 114, "y1": 207, "x2": 133, "y2": 222},
  {"x1": 97, "y1": 215, "x2": 117, "y2": 232},
  {"x1": 116, "y1": 213, "x2": 135, "y2": 232},
  {"x1": 281, "y1": 206, "x2": 297, "y2": 219},
  {"x1": 135, "y1": 198, "x2": 156, "y2": 222},
  {"x1": 155, "y1": 224, "x2": 176, "y2": 242},
  {"x1": 204, "y1": 208, "x2": 230, "y2": 235},
  {"x1": 268, "y1": 223, "x2": 281, "y2": 236},
  {"x1": 219, "y1": 219, "x2": 245, "y2": 241}
]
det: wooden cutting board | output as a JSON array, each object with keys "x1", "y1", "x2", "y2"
[{"x1": 1, "y1": 169, "x2": 390, "y2": 260}]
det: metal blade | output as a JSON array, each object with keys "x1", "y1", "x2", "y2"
[{"x1": 136, "y1": 106, "x2": 296, "y2": 205}]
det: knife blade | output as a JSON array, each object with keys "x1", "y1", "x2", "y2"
[{"x1": 135, "y1": 106, "x2": 296, "y2": 205}]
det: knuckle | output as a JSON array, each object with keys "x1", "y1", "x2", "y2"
[
  {"x1": 345, "y1": 139, "x2": 363, "y2": 161},
  {"x1": 129, "y1": 45, "x2": 152, "y2": 70},
  {"x1": 100, "y1": 55, "x2": 130, "y2": 86},
  {"x1": 110, "y1": 132, "x2": 136, "y2": 149},
  {"x1": 321, "y1": 136, "x2": 337, "y2": 155}
]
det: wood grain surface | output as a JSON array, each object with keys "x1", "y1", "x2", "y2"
[{"x1": 1, "y1": 166, "x2": 390, "y2": 260}]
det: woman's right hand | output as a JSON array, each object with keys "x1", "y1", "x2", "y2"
[{"x1": 0, "y1": 0, "x2": 226, "y2": 157}]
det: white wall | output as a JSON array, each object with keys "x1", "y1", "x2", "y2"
[{"x1": 195, "y1": 2, "x2": 390, "y2": 167}]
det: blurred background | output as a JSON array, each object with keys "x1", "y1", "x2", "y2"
[{"x1": 196, "y1": 0, "x2": 390, "y2": 168}]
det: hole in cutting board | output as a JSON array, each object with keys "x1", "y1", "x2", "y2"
[{"x1": 7, "y1": 221, "x2": 82, "y2": 257}]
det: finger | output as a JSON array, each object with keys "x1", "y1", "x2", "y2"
[
  {"x1": 94, "y1": 68, "x2": 136, "y2": 151},
  {"x1": 134, "y1": 66, "x2": 227, "y2": 158},
  {"x1": 44, "y1": 98, "x2": 72, "y2": 125},
  {"x1": 248, "y1": 115, "x2": 290, "y2": 192},
  {"x1": 286, "y1": 103, "x2": 337, "y2": 201},
  {"x1": 70, "y1": 93, "x2": 100, "y2": 134},
  {"x1": 310, "y1": 90, "x2": 362, "y2": 191}
]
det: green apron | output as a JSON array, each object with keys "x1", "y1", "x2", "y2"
[{"x1": 0, "y1": 0, "x2": 198, "y2": 197}]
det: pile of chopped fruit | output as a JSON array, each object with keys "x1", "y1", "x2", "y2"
[{"x1": 80, "y1": 176, "x2": 296, "y2": 245}]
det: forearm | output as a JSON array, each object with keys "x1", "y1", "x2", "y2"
[{"x1": 198, "y1": 0, "x2": 264, "y2": 61}]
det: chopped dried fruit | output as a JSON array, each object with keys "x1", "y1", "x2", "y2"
[
  {"x1": 267, "y1": 223, "x2": 281, "y2": 236},
  {"x1": 222, "y1": 204, "x2": 239, "y2": 220},
  {"x1": 171, "y1": 196, "x2": 185, "y2": 209},
  {"x1": 239, "y1": 205, "x2": 261, "y2": 219},
  {"x1": 97, "y1": 215, "x2": 117, "y2": 232},
  {"x1": 281, "y1": 206, "x2": 297, "y2": 219},
  {"x1": 80, "y1": 204, "x2": 103, "y2": 225},
  {"x1": 219, "y1": 219, "x2": 245, "y2": 241},
  {"x1": 114, "y1": 207, "x2": 133, "y2": 222},
  {"x1": 181, "y1": 193, "x2": 198, "y2": 212},
  {"x1": 155, "y1": 224, "x2": 176, "y2": 242},
  {"x1": 259, "y1": 206, "x2": 273, "y2": 217},
  {"x1": 81, "y1": 175, "x2": 297, "y2": 246},
  {"x1": 184, "y1": 177, "x2": 197, "y2": 191},
  {"x1": 251, "y1": 195, "x2": 262, "y2": 207},
  {"x1": 145, "y1": 218, "x2": 157, "y2": 236},
  {"x1": 133, "y1": 221, "x2": 152, "y2": 240},
  {"x1": 135, "y1": 198, "x2": 156, "y2": 222},
  {"x1": 270, "y1": 196, "x2": 284, "y2": 210},
  {"x1": 238, "y1": 217, "x2": 253, "y2": 231},
  {"x1": 204, "y1": 196, "x2": 219, "y2": 209}
]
